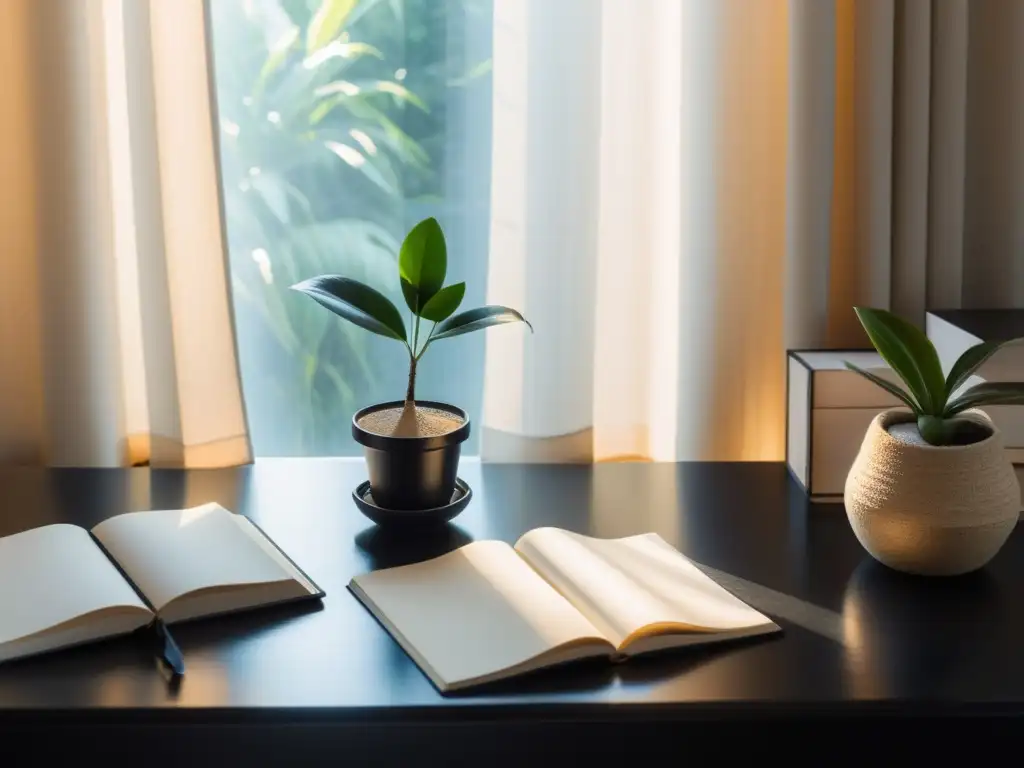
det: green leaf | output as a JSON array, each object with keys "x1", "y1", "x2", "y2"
[
  {"x1": 323, "y1": 141, "x2": 396, "y2": 195},
  {"x1": 432, "y1": 305, "x2": 532, "y2": 342},
  {"x1": 313, "y1": 104, "x2": 430, "y2": 165},
  {"x1": 400, "y1": 278, "x2": 419, "y2": 314},
  {"x1": 419, "y1": 283, "x2": 466, "y2": 323},
  {"x1": 314, "y1": 80, "x2": 362, "y2": 99},
  {"x1": 305, "y1": 41, "x2": 383, "y2": 70},
  {"x1": 257, "y1": 26, "x2": 300, "y2": 91},
  {"x1": 372, "y1": 81, "x2": 429, "y2": 111},
  {"x1": 321, "y1": 360, "x2": 356, "y2": 402},
  {"x1": 339, "y1": 0, "x2": 392, "y2": 27},
  {"x1": 945, "y1": 382, "x2": 1024, "y2": 416},
  {"x1": 844, "y1": 362, "x2": 920, "y2": 413},
  {"x1": 917, "y1": 415, "x2": 957, "y2": 446},
  {"x1": 306, "y1": 0, "x2": 357, "y2": 53},
  {"x1": 853, "y1": 307, "x2": 946, "y2": 414},
  {"x1": 448, "y1": 58, "x2": 492, "y2": 87},
  {"x1": 291, "y1": 276, "x2": 406, "y2": 341},
  {"x1": 374, "y1": 115, "x2": 430, "y2": 165},
  {"x1": 945, "y1": 341, "x2": 1018, "y2": 398},
  {"x1": 399, "y1": 218, "x2": 446, "y2": 313}
]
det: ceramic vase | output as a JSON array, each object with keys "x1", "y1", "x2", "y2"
[{"x1": 844, "y1": 409, "x2": 1020, "y2": 576}]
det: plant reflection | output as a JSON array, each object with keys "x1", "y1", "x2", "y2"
[
  {"x1": 354, "y1": 523, "x2": 474, "y2": 571},
  {"x1": 842, "y1": 557, "x2": 1000, "y2": 698}
]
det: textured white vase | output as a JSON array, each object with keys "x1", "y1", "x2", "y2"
[{"x1": 845, "y1": 409, "x2": 1020, "y2": 576}]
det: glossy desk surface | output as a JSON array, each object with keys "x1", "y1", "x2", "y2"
[{"x1": 0, "y1": 460, "x2": 1021, "y2": 746}]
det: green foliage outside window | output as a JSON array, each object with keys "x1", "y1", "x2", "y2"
[{"x1": 210, "y1": 0, "x2": 492, "y2": 454}]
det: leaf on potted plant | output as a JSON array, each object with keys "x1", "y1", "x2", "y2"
[
  {"x1": 431, "y1": 306, "x2": 533, "y2": 341},
  {"x1": 291, "y1": 275, "x2": 407, "y2": 340},
  {"x1": 292, "y1": 217, "x2": 531, "y2": 514},
  {"x1": 399, "y1": 216, "x2": 446, "y2": 315},
  {"x1": 842, "y1": 306, "x2": 1024, "y2": 576},
  {"x1": 418, "y1": 282, "x2": 466, "y2": 323}
]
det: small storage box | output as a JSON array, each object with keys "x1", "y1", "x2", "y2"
[{"x1": 786, "y1": 350, "x2": 903, "y2": 501}]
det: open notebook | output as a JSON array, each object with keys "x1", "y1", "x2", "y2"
[
  {"x1": 0, "y1": 503, "x2": 323, "y2": 665},
  {"x1": 349, "y1": 528, "x2": 779, "y2": 693}
]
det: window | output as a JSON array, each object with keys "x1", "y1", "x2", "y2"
[{"x1": 209, "y1": 0, "x2": 492, "y2": 455}]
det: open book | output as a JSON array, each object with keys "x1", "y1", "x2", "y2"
[
  {"x1": 349, "y1": 528, "x2": 779, "y2": 693},
  {"x1": 0, "y1": 503, "x2": 323, "y2": 665}
]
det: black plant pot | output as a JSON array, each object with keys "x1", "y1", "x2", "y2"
[{"x1": 352, "y1": 400, "x2": 470, "y2": 511}]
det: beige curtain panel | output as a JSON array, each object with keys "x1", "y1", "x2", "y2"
[
  {"x1": 0, "y1": 0, "x2": 1020, "y2": 467},
  {"x1": 481, "y1": 0, "x2": 1024, "y2": 463},
  {"x1": 0, "y1": 0, "x2": 250, "y2": 467}
]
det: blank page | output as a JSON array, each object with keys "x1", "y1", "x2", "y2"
[
  {"x1": 92, "y1": 503, "x2": 296, "y2": 613},
  {"x1": 0, "y1": 525, "x2": 149, "y2": 648},
  {"x1": 515, "y1": 529, "x2": 775, "y2": 650},
  {"x1": 350, "y1": 541, "x2": 611, "y2": 692}
]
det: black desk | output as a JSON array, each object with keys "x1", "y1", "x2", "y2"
[{"x1": 1, "y1": 460, "x2": 1022, "y2": 763}]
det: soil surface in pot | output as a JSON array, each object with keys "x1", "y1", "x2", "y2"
[
  {"x1": 357, "y1": 405, "x2": 465, "y2": 438},
  {"x1": 888, "y1": 420, "x2": 992, "y2": 447}
]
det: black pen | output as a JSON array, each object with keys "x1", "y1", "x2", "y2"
[{"x1": 138, "y1": 619, "x2": 186, "y2": 678}]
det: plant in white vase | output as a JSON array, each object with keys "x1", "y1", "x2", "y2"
[{"x1": 844, "y1": 307, "x2": 1024, "y2": 575}]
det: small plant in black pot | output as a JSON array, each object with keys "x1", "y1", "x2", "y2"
[{"x1": 293, "y1": 218, "x2": 530, "y2": 518}]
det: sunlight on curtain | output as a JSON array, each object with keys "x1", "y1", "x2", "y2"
[
  {"x1": 119, "y1": 0, "x2": 251, "y2": 466},
  {"x1": 0, "y1": 0, "x2": 45, "y2": 462},
  {"x1": 0, "y1": 0, "x2": 250, "y2": 467},
  {"x1": 483, "y1": 0, "x2": 789, "y2": 462}
]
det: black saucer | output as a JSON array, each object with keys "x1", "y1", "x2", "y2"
[{"x1": 352, "y1": 478, "x2": 472, "y2": 527}]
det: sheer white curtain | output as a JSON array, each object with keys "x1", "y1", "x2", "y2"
[
  {"x1": 480, "y1": 0, "x2": 1024, "y2": 463},
  {"x1": 482, "y1": 0, "x2": 787, "y2": 462},
  {"x1": 0, "y1": 0, "x2": 249, "y2": 467}
]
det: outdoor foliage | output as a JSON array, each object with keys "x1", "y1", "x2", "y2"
[{"x1": 209, "y1": 0, "x2": 492, "y2": 454}]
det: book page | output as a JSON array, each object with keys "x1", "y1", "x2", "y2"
[
  {"x1": 92, "y1": 503, "x2": 305, "y2": 616},
  {"x1": 350, "y1": 541, "x2": 612, "y2": 692},
  {"x1": 0, "y1": 525, "x2": 150, "y2": 649},
  {"x1": 515, "y1": 528, "x2": 775, "y2": 651}
]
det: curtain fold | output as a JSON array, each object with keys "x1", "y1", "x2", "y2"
[
  {"x1": 0, "y1": 0, "x2": 250, "y2": 467},
  {"x1": 1, "y1": 0, "x2": 1020, "y2": 467},
  {"x1": 481, "y1": 0, "x2": 1024, "y2": 463}
]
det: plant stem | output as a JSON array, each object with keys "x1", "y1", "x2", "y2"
[
  {"x1": 405, "y1": 311, "x2": 422, "y2": 405},
  {"x1": 412, "y1": 312, "x2": 421, "y2": 358},
  {"x1": 405, "y1": 352, "x2": 417, "y2": 404},
  {"x1": 415, "y1": 322, "x2": 437, "y2": 361}
]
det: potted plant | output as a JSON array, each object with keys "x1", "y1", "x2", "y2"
[
  {"x1": 292, "y1": 217, "x2": 530, "y2": 516},
  {"x1": 844, "y1": 307, "x2": 1024, "y2": 576}
]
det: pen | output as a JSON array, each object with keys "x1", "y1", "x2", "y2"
[{"x1": 140, "y1": 619, "x2": 186, "y2": 678}]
